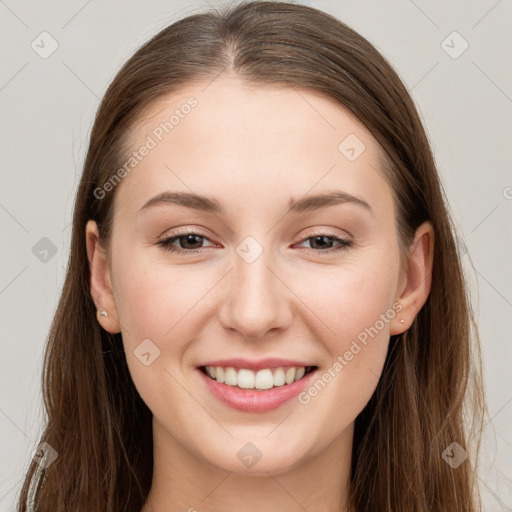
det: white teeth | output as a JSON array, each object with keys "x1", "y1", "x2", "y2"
[
  {"x1": 204, "y1": 365, "x2": 312, "y2": 390},
  {"x1": 285, "y1": 367, "x2": 296, "y2": 384},
  {"x1": 237, "y1": 368, "x2": 255, "y2": 389},
  {"x1": 294, "y1": 367, "x2": 305, "y2": 381},
  {"x1": 224, "y1": 367, "x2": 238, "y2": 386},
  {"x1": 273, "y1": 368, "x2": 285, "y2": 386},
  {"x1": 255, "y1": 369, "x2": 274, "y2": 390}
]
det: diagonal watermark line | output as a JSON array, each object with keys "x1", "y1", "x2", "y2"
[
  {"x1": 265, "y1": 410, "x2": 294, "y2": 438},
  {"x1": 470, "y1": 204, "x2": 499, "y2": 233},
  {"x1": 409, "y1": 61, "x2": 439, "y2": 92},
  {"x1": 368, "y1": 367, "x2": 380, "y2": 381},
  {"x1": 0, "y1": 61, "x2": 29, "y2": 92},
  {"x1": 267, "y1": 473, "x2": 309, "y2": 511},
  {"x1": 61, "y1": 0, "x2": 93, "y2": 29},
  {"x1": 60, "y1": 221, "x2": 72, "y2": 233},
  {"x1": 496, "y1": 430, "x2": 512, "y2": 449},
  {"x1": 265, "y1": 265, "x2": 337, "y2": 336},
  {"x1": 0, "y1": 202, "x2": 29, "y2": 233},
  {"x1": 475, "y1": 269, "x2": 512, "y2": 309},
  {"x1": 0, "y1": 265, "x2": 28, "y2": 295},
  {"x1": 200, "y1": 471, "x2": 233, "y2": 502},
  {"x1": 478, "y1": 476, "x2": 512, "y2": 511},
  {"x1": 0, "y1": 0, "x2": 29, "y2": 28},
  {"x1": 96, "y1": 299, "x2": 133, "y2": 336},
  {"x1": 472, "y1": 61, "x2": 512, "y2": 104},
  {"x1": 0, "y1": 407, "x2": 29, "y2": 439},
  {"x1": 406, "y1": 0, "x2": 439, "y2": 28},
  {"x1": 163, "y1": 267, "x2": 234, "y2": 337},
  {"x1": 163, "y1": 367, "x2": 233, "y2": 438},
  {"x1": 471, "y1": 0, "x2": 503, "y2": 30},
  {"x1": 61, "y1": 60, "x2": 100, "y2": 99},
  {"x1": 0, "y1": 479, "x2": 22, "y2": 504},
  {"x1": 201, "y1": 63, "x2": 230, "y2": 93},
  {"x1": 482, "y1": 396, "x2": 512, "y2": 431},
  {"x1": 294, "y1": 89, "x2": 336, "y2": 131}
]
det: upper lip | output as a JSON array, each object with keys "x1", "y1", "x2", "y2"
[{"x1": 198, "y1": 358, "x2": 315, "y2": 372}]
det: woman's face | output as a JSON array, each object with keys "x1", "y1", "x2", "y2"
[{"x1": 89, "y1": 75, "x2": 414, "y2": 474}]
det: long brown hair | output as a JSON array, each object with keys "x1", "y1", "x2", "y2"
[{"x1": 17, "y1": 1, "x2": 485, "y2": 510}]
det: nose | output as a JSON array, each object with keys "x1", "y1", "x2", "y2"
[{"x1": 218, "y1": 250, "x2": 293, "y2": 341}]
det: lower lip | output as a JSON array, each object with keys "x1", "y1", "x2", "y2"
[{"x1": 197, "y1": 368, "x2": 317, "y2": 413}]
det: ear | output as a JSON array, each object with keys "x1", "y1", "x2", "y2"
[
  {"x1": 390, "y1": 221, "x2": 434, "y2": 335},
  {"x1": 85, "y1": 220, "x2": 121, "y2": 334}
]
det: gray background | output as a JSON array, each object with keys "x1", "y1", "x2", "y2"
[{"x1": 1, "y1": 0, "x2": 511, "y2": 510}]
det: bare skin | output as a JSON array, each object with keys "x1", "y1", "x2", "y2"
[{"x1": 86, "y1": 74, "x2": 433, "y2": 512}]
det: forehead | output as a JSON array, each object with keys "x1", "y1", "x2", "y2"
[{"x1": 113, "y1": 75, "x2": 392, "y2": 220}]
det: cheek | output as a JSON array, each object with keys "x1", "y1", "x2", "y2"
[
  {"x1": 113, "y1": 239, "x2": 399, "y2": 362},
  {"x1": 290, "y1": 252, "x2": 398, "y2": 417},
  {"x1": 113, "y1": 251, "x2": 202, "y2": 340},
  {"x1": 111, "y1": 257, "x2": 199, "y2": 412},
  {"x1": 295, "y1": 251, "x2": 399, "y2": 349}
]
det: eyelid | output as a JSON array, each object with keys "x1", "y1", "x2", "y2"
[
  {"x1": 157, "y1": 227, "x2": 217, "y2": 246},
  {"x1": 296, "y1": 226, "x2": 351, "y2": 241},
  {"x1": 157, "y1": 224, "x2": 213, "y2": 240},
  {"x1": 158, "y1": 225, "x2": 350, "y2": 242},
  {"x1": 156, "y1": 227, "x2": 353, "y2": 255}
]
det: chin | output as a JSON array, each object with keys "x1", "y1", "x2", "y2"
[{"x1": 200, "y1": 441, "x2": 306, "y2": 475}]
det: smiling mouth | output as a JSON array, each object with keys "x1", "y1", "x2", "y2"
[{"x1": 199, "y1": 365, "x2": 318, "y2": 391}]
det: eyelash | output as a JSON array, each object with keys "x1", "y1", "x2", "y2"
[{"x1": 156, "y1": 229, "x2": 353, "y2": 255}]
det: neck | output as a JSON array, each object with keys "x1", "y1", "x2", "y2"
[{"x1": 141, "y1": 418, "x2": 356, "y2": 512}]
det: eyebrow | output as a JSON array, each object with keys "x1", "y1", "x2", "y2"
[{"x1": 139, "y1": 190, "x2": 372, "y2": 215}]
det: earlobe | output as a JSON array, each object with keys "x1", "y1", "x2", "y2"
[
  {"x1": 85, "y1": 220, "x2": 121, "y2": 334},
  {"x1": 390, "y1": 221, "x2": 435, "y2": 335}
]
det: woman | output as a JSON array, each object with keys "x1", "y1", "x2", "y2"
[{"x1": 17, "y1": 1, "x2": 485, "y2": 510}]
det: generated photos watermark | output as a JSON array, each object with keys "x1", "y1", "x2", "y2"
[
  {"x1": 93, "y1": 96, "x2": 198, "y2": 200},
  {"x1": 298, "y1": 301, "x2": 403, "y2": 405}
]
